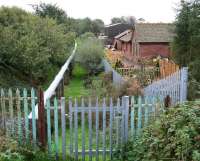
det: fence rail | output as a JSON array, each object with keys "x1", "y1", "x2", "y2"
[
  {"x1": 0, "y1": 89, "x2": 163, "y2": 161},
  {"x1": 29, "y1": 42, "x2": 77, "y2": 119}
]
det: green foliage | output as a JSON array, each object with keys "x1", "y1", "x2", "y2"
[
  {"x1": 34, "y1": 3, "x2": 68, "y2": 25},
  {"x1": 173, "y1": 0, "x2": 200, "y2": 99},
  {"x1": 33, "y1": 3, "x2": 77, "y2": 33},
  {"x1": 34, "y1": 3, "x2": 105, "y2": 36},
  {"x1": 0, "y1": 7, "x2": 75, "y2": 86},
  {"x1": 0, "y1": 134, "x2": 74, "y2": 161},
  {"x1": 75, "y1": 18, "x2": 104, "y2": 36},
  {"x1": 64, "y1": 64, "x2": 89, "y2": 98},
  {"x1": 113, "y1": 101, "x2": 200, "y2": 161},
  {"x1": 111, "y1": 16, "x2": 135, "y2": 25},
  {"x1": 75, "y1": 33, "x2": 104, "y2": 75}
]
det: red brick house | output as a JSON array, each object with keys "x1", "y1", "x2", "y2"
[
  {"x1": 113, "y1": 29, "x2": 133, "y2": 58},
  {"x1": 113, "y1": 23, "x2": 175, "y2": 61}
]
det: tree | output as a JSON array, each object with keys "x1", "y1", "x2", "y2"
[
  {"x1": 173, "y1": 1, "x2": 191, "y2": 66},
  {"x1": 75, "y1": 18, "x2": 105, "y2": 36},
  {"x1": 111, "y1": 16, "x2": 136, "y2": 25},
  {"x1": 0, "y1": 7, "x2": 75, "y2": 86},
  {"x1": 111, "y1": 17, "x2": 125, "y2": 24},
  {"x1": 75, "y1": 33, "x2": 104, "y2": 75},
  {"x1": 92, "y1": 19, "x2": 104, "y2": 34},
  {"x1": 33, "y1": 3, "x2": 67, "y2": 24},
  {"x1": 173, "y1": 0, "x2": 200, "y2": 99},
  {"x1": 33, "y1": 3, "x2": 78, "y2": 33}
]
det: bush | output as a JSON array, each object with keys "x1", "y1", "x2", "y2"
[
  {"x1": 75, "y1": 33, "x2": 104, "y2": 75},
  {"x1": 0, "y1": 7, "x2": 75, "y2": 86},
  {"x1": 113, "y1": 101, "x2": 200, "y2": 161},
  {"x1": 0, "y1": 134, "x2": 74, "y2": 161}
]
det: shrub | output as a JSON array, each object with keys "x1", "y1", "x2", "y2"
[
  {"x1": 0, "y1": 133, "x2": 74, "y2": 161},
  {"x1": 0, "y1": 7, "x2": 75, "y2": 86},
  {"x1": 75, "y1": 33, "x2": 104, "y2": 75},
  {"x1": 113, "y1": 101, "x2": 200, "y2": 161}
]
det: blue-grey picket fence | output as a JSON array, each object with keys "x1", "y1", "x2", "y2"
[
  {"x1": 0, "y1": 88, "x2": 162, "y2": 161},
  {"x1": 144, "y1": 67, "x2": 188, "y2": 105},
  {"x1": 102, "y1": 59, "x2": 125, "y2": 85}
]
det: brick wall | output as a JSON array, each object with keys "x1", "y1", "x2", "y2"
[
  {"x1": 122, "y1": 42, "x2": 133, "y2": 60},
  {"x1": 139, "y1": 42, "x2": 171, "y2": 58}
]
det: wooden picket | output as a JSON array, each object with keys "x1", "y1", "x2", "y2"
[
  {"x1": 0, "y1": 88, "x2": 38, "y2": 149},
  {"x1": 144, "y1": 67, "x2": 188, "y2": 106},
  {"x1": 0, "y1": 89, "x2": 162, "y2": 161},
  {"x1": 65, "y1": 96, "x2": 160, "y2": 161}
]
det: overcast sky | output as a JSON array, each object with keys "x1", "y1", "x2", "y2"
[{"x1": 0, "y1": 0, "x2": 181, "y2": 24}]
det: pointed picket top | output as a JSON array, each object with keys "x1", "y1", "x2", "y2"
[
  {"x1": 74, "y1": 98, "x2": 78, "y2": 108},
  {"x1": 28, "y1": 88, "x2": 38, "y2": 119},
  {"x1": 96, "y1": 97, "x2": 99, "y2": 108},
  {"x1": 8, "y1": 88, "x2": 12, "y2": 97},
  {"x1": 1, "y1": 88, "x2": 4, "y2": 97},
  {"x1": 88, "y1": 97, "x2": 92, "y2": 107},
  {"x1": 23, "y1": 88, "x2": 27, "y2": 97},
  {"x1": 103, "y1": 97, "x2": 106, "y2": 108},
  {"x1": 109, "y1": 97, "x2": 113, "y2": 111},
  {"x1": 81, "y1": 97, "x2": 85, "y2": 107},
  {"x1": 117, "y1": 98, "x2": 120, "y2": 108}
]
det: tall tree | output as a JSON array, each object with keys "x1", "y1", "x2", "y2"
[
  {"x1": 173, "y1": 0, "x2": 191, "y2": 66},
  {"x1": 173, "y1": 0, "x2": 200, "y2": 99},
  {"x1": 0, "y1": 7, "x2": 75, "y2": 86},
  {"x1": 33, "y1": 3, "x2": 67, "y2": 24},
  {"x1": 111, "y1": 16, "x2": 136, "y2": 25}
]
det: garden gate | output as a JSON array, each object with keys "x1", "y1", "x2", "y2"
[{"x1": 57, "y1": 96, "x2": 159, "y2": 161}]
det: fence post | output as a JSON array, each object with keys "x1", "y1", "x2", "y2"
[
  {"x1": 38, "y1": 88, "x2": 46, "y2": 148},
  {"x1": 180, "y1": 67, "x2": 188, "y2": 102}
]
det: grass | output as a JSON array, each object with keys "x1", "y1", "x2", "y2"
[
  {"x1": 52, "y1": 65, "x2": 112, "y2": 160},
  {"x1": 64, "y1": 64, "x2": 89, "y2": 98},
  {"x1": 52, "y1": 124, "x2": 113, "y2": 161}
]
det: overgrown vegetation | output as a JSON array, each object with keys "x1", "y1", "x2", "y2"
[
  {"x1": 113, "y1": 101, "x2": 200, "y2": 161},
  {"x1": 0, "y1": 3, "x2": 106, "y2": 88},
  {"x1": 0, "y1": 6, "x2": 75, "y2": 87},
  {"x1": 0, "y1": 133, "x2": 74, "y2": 161},
  {"x1": 64, "y1": 64, "x2": 89, "y2": 98},
  {"x1": 173, "y1": 0, "x2": 200, "y2": 99},
  {"x1": 33, "y1": 3, "x2": 104, "y2": 36},
  {"x1": 75, "y1": 32, "x2": 104, "y2": 75}
]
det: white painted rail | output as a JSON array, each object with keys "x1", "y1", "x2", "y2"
[{"x1": 29, "y1": 41, "x2": 77, "y2": 119}]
